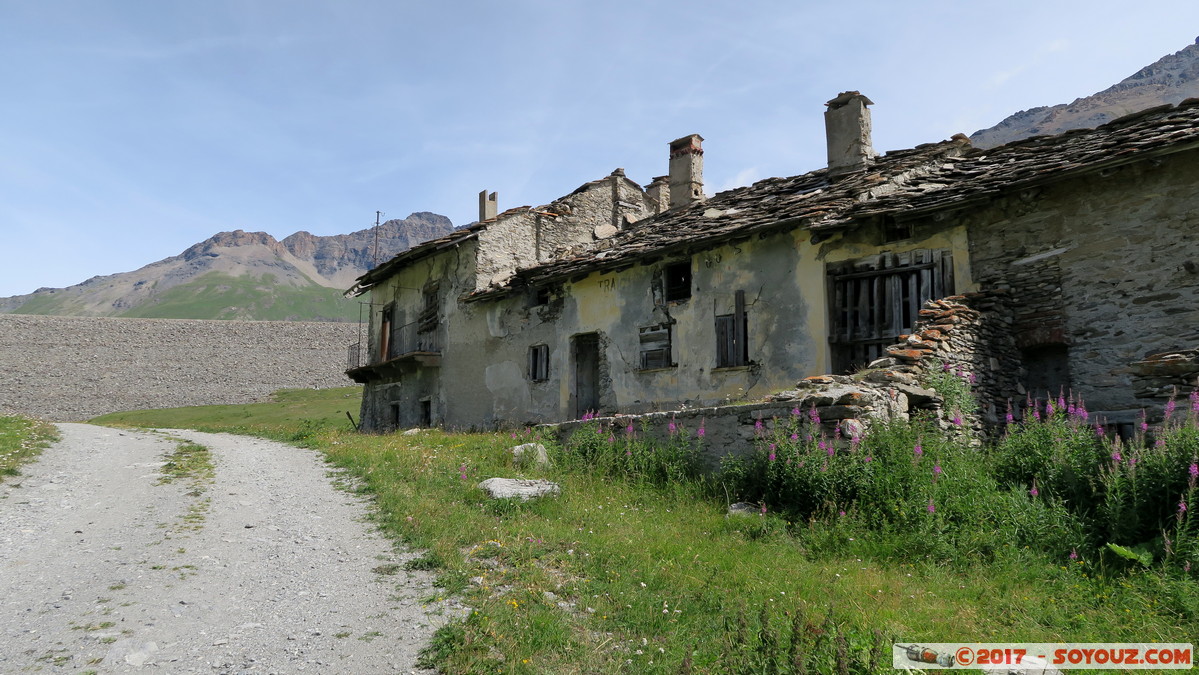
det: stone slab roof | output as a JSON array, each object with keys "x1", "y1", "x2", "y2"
[{"x1": 470, "y1": 99, "x2": 1199, "y2": 300}]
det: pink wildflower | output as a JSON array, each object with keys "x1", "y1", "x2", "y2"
[
  {"x1": 1069, "y1": 548, "x2": 1078, "y2": 561},
  {"x1": 697, "y1": 419, "x2": 706, "y2": 439},
  {"x1": 839, "y1": 510, "x2": 846, "y2": 517},
  {"x1": 808, "y1": 405, "x2": 821, "y2": 426},
  {"x1": 668, "y1": 417, "x2": 677, "y2": 435},
  {"x1": 864, "y1": 456, "x2": 872, "y2": 463},
  {"x1": 969, "y1": 372, "x2": 978, "y2": 385},
  {"x1": 942, "y1": 362, "x2": 951, "y2": 372},
  {"x1": 1045, "y1": 399, "x2": 1055, "y2": 418},
  {"x1": 1095, "y1": 424, "x2": 1105, "y2": 438},
  {"x1": 1005, "y1": 400, "x2": 1015, "y2": 425},
  {"x1": 754, "y1": 418, "x2": 764, "y2": 434},
  {"x1": 951, "y1": 413, "x2": 963, "y2": 426},
  {"x1": 607, "y1": 434, "x2": 615, "y2": 443},
  {"x1": 1166, "y1": 398, "x2": 1177, "y2": 419},
  {"x1": 1191, "y1": 390, "x2": 1199, "y2": 413},
  {"x1": 768, "y1": 443, "x2": 777, "y2": 462},
  {"x1": 790, "y1": 433, "x2": 799, "y2": 442},
  {"x1": 913, "y1": 442, "x2": 923, "y2": 458},
  {"x1": 1111, "y1": 449, "x2": 1122, "y2": 464},
  {"x1": 1029, "y1": 478, "x2": 1039, "y2": 498},
  {"x1": 791, "y1": 407, "x2": 801, "y2": 417},
  {"x1": 625, "y1": 423, "x2": 634, "y2": 435},
  {"x1": 934, "y1": 464, "x2": 942, "y2": 475},
  {"x1": 1188, "y1": 462, "x2": 1198, "y2": 489},
  {"x1": 927, "y1": 499, "x2": 935, "y2": 514}
]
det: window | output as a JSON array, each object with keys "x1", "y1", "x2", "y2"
[
  {"x1": 417, "y1": 284, "x2": 439, "y2": 352},
  {"x1": 379, "y1": 303, "x2": 395, "y2": 361},
  {"x1": 664, "y1": 261, "x2": 692, "y2": 302},
  {"x1": 715, "y1": 290, "x2": 748, "y2": 368},
  {"x1": 528, "y1": 344, "x2": 549, "y2": 381},
  {"x1": 420, "y1": 399, "x2": 432, "y2": 427},
  {"x1": 638, "y1": 323, "x2": 673, "y2": 369},
  {"x1": 827, "y1": 249, "x2": 954, "y2": 373}
]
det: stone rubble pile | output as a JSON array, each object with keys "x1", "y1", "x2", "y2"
[{"x1": 1130, "y1": 348, "x2": 1199, "y2": 400}]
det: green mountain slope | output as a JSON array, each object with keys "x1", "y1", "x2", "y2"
[{"x1": 115, "y1": 272, "x2": 366, "y2": 321}]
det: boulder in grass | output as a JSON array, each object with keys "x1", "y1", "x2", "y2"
[
  {"x1": 511, "y1": 442, "x2": 549, "y2": 468},
  {"x1": 477, "y1": 478, "x2": 561, "y2": 501}
]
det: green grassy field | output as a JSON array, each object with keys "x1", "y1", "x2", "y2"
[
  {"x1": 85, "y1": 389, "x2": 1198, "y2": 674},
  {"x1": 0, "y1": 415, "x2": 59, "y2": 480},
  {"x1": 90, "y1": 386, "x2": 364, "y2": 435}
]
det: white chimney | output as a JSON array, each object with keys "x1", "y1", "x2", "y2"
[
  {"x1": 825, "y1": 91, "x2": 875, "y2": 176},
  {"x1": 668, "y1": 134, "x2": 704, "y2": 208}
]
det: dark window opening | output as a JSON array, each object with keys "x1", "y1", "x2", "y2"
[
  {"x1": 420, "y1": 399, "x2": 432, "y2": 427},
  {"x1": 639, "y1": 323, "x2": 673, "y2": 369},
  {"x1": 534, "y1": 287, "x2": 551, "y2": 306},
  {"x1": 715, "y1": 290, "x2": 748, "y2": 368},
  {"x1": 390, "y1": 402, "x2": 401, "y2": 428},
  {"x1": 828, "y1": 249, "x2": 954, "y2": 373},
  {"x1": 379, "y1": 304, "x2": 395, "y2": 361},
  {"x1": 528, "y1": 344, "x2": 550, "y2": 381},
  {"x1": 882, "y1": 216, "x2": 914, "y2": 243},
  {"x1": 1021, "y1": 344, "x2": 1071, "y2": 401},
  {"x1": 664, "y1": 261, "x2": 692, "y2": 302}
]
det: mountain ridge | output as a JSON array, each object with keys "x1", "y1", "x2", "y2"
[
  {"x1": 1, "y1": 212, "x2": 455, "y2": 321},
  {"x1": 970, "y1": 38, "x2": 1199, "y2": 148}
]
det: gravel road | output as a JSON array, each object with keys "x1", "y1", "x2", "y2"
[{"x1": 0, "y1": 424, "x2": 462, "y2": 673}]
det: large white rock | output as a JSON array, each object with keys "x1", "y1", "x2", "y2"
[
  {"x1": 511, "y1": 443, "x2": 549, "y2": 468},
  {"x1": 477, "y1": 478, "x2": 561, "y2": 501}
]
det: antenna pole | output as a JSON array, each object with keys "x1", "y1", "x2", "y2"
[{"x1": 372, "y1": 210, "x2": 383, "y2": 266}]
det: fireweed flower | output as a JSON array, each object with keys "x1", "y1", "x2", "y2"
[
  {"x1": 1111, "y1": 449, "x2": 1122, "y2": 464},
  {"x1": 790, "y1": 433, "x2": 799, "y2": 442},
  {"x1": 913, "y1": 441, "x2": 923, "y2": 458},
  {"x1": 1058, "y1": 391, "x2": 1067, "y2": 411},
  {"x1": 1069, "y1": 548, "x2": 1079, "y2": 561},
  {"x1": 1045, "y1": 399, "x2": 1055, "y2": 418},
  {"x1": 808, "y1": 405, "x2": 821, "y2": 425},
  {"x1": 668, "y1": 416, "x2": 677, "y2": 434},
  {"x1": 1005, "y1": 400, "x2": 1015, "y2": 425},
  {"x1": 607, "y1": 434, "x2": 615, "y2": 443},
  {"x1": 969, "y1": 372, "x2": 978, "y2": 385},
  {"x1": 754, "y1": 418, "x2": 764, "y2": 435},
  {"x1": 942, "y1": 362, "x2": 952, "y2": 372},
  {"x1": 1188, "y1": 462, "x2": 1198, "y2": 489},
  {"x1": 951, "y1": 413, "x2": 963, "y2": 426},
  {"x1": 1191, "y1": 390, "x2": 1199, "y2": 413},
  {"x1": 927, "y1": 499, "x2": 936, "y2": 514},
  {"x1": 768, "y1": 444, "x2": 777, "y2": 462},
  {"x1": 1166, "y1": 398, "x2": 1177, "y2": 420},
  {"x1": 1029, "y1": 478, "x2": 1039, "y2": 497},
  {"x1": 864, "y1": 455, "x2": 872, "y2": 463},
  {"x1": 1140, "y1": 409, "x2": 1149, "y2": 433},
  {"x1": 791, "y1": 407, "x2": 801, "y2": 418},
  {"x1": 1095, "y1": 424, "x2": 1106, "y2": 438},
  {"x1": 697, "y1": 419, "x2": 706, "y2": 438},
  {"x1": 625, "y1": 423, "x2": 635, "y2": 435}
]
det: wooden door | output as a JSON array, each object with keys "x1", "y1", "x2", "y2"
[{"x1": 572, "y1": 333, "x2": 600, "y2": 418}]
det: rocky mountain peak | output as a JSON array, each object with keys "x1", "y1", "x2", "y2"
[{"x1": 970, "y1": 38, "x2": 1199, "y2": 148}]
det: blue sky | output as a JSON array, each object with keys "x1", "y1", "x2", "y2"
[{"x1": 1, "y1": 1, "x2": 1197, "y2": 297}]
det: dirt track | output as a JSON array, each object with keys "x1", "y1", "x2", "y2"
[{"x1": 0, "y1": 424, "x2": 460, "y2": 673}]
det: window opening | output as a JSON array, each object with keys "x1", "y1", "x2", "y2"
[
  {"x1": 715, "y1": 290, "x2": 748, "y2": 368},
  {"x1": 417, "y1": 284, "x2": 439, "y2": 352},
  {"x1": 638, "y1": 323, "x2": 673, "y2": 369},
  {"x1": 664, "y1": 261, "x2": 692, "y2": 302},
  {"x1": 528, "y1": 344, "x2": 550, "y2": 381},
  {"x1": 379, "y1": 303, "x2": 395, "y2": 362},
  {"x1": 419, "y1": 399, "x2": 432, "y2": 427},
  {"x1": 827, "y1": 249, "x2": 954, "y2": 373}
]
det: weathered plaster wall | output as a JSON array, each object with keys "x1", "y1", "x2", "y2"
[{"x1": 969, "y1": 150, "x2": 1199, "y2": 413}]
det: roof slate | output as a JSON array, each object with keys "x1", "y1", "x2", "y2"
[{"x1": 469, "y1": 99, "x2": 1199, "y2": 300}]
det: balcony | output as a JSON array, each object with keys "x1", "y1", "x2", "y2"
[{"x1": 345, "y1": 319, "x2": 441, "y2": 383}]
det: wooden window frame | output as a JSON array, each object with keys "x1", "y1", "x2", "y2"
[
  {"x1": 715, "y1": 290, "x2": 748, "y2": 368},
  {"x1": 528, "y1": 344, "x2": 550, "y2": 382},
  {"x1": 638, "y1": 323, "x2": 674, "y2": 370},
  {"x1": 827, "y1": 249, "x2": 954, "y2": 373}
]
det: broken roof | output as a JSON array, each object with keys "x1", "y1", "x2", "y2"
[{"x1": 469, "y1": 99, "x2": 1199, "y2": 300}]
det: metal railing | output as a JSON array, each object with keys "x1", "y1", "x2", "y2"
[{"x1": 345, "y1": 319, "x2": 440, "y2": 371}]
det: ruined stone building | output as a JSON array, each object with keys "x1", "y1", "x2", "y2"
[{"x1": 347, "y1": 93, "x2": 1199, "y2": 432}]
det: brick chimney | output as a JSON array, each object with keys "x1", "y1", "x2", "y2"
[
  {"x1": 668, "y1": 134, "x2": 704, "y2": 209},
  {"x1": 825, "y1": 91, "x2": 875, "y2": 176},
  {"x1": 479, "y1": 190, "x2": 497, "y2": 221}
]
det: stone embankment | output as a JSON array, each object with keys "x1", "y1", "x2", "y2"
[{"x1": 0, "y1": 315, "x2": 361, "y2": 421}]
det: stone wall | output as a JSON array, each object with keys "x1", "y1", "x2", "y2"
[
  {"x1": 968, "y1": 152, "x2": 1199, "y2": 414},
  {"x1": 0, "y1": 314, "x2": 359, "y2": 421}
]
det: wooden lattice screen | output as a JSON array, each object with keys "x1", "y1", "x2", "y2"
[{"x1": 828, "y1": 249, "x2": 954, "y2": 373}]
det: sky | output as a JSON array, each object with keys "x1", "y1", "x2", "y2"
[{"x1": 1, "y1": 1, "x2": 1197, "y2": 298}]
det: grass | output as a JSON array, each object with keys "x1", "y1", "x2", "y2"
[
  {"x1": 0, "y1": 415, "x2": 58, "y2": 480},
  {"x1": 89, "y1": 388, "x2": 1198, "y2": 674},
  {"x1": 90, "y1": 386, "x2": 363, "y2": 435}
]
